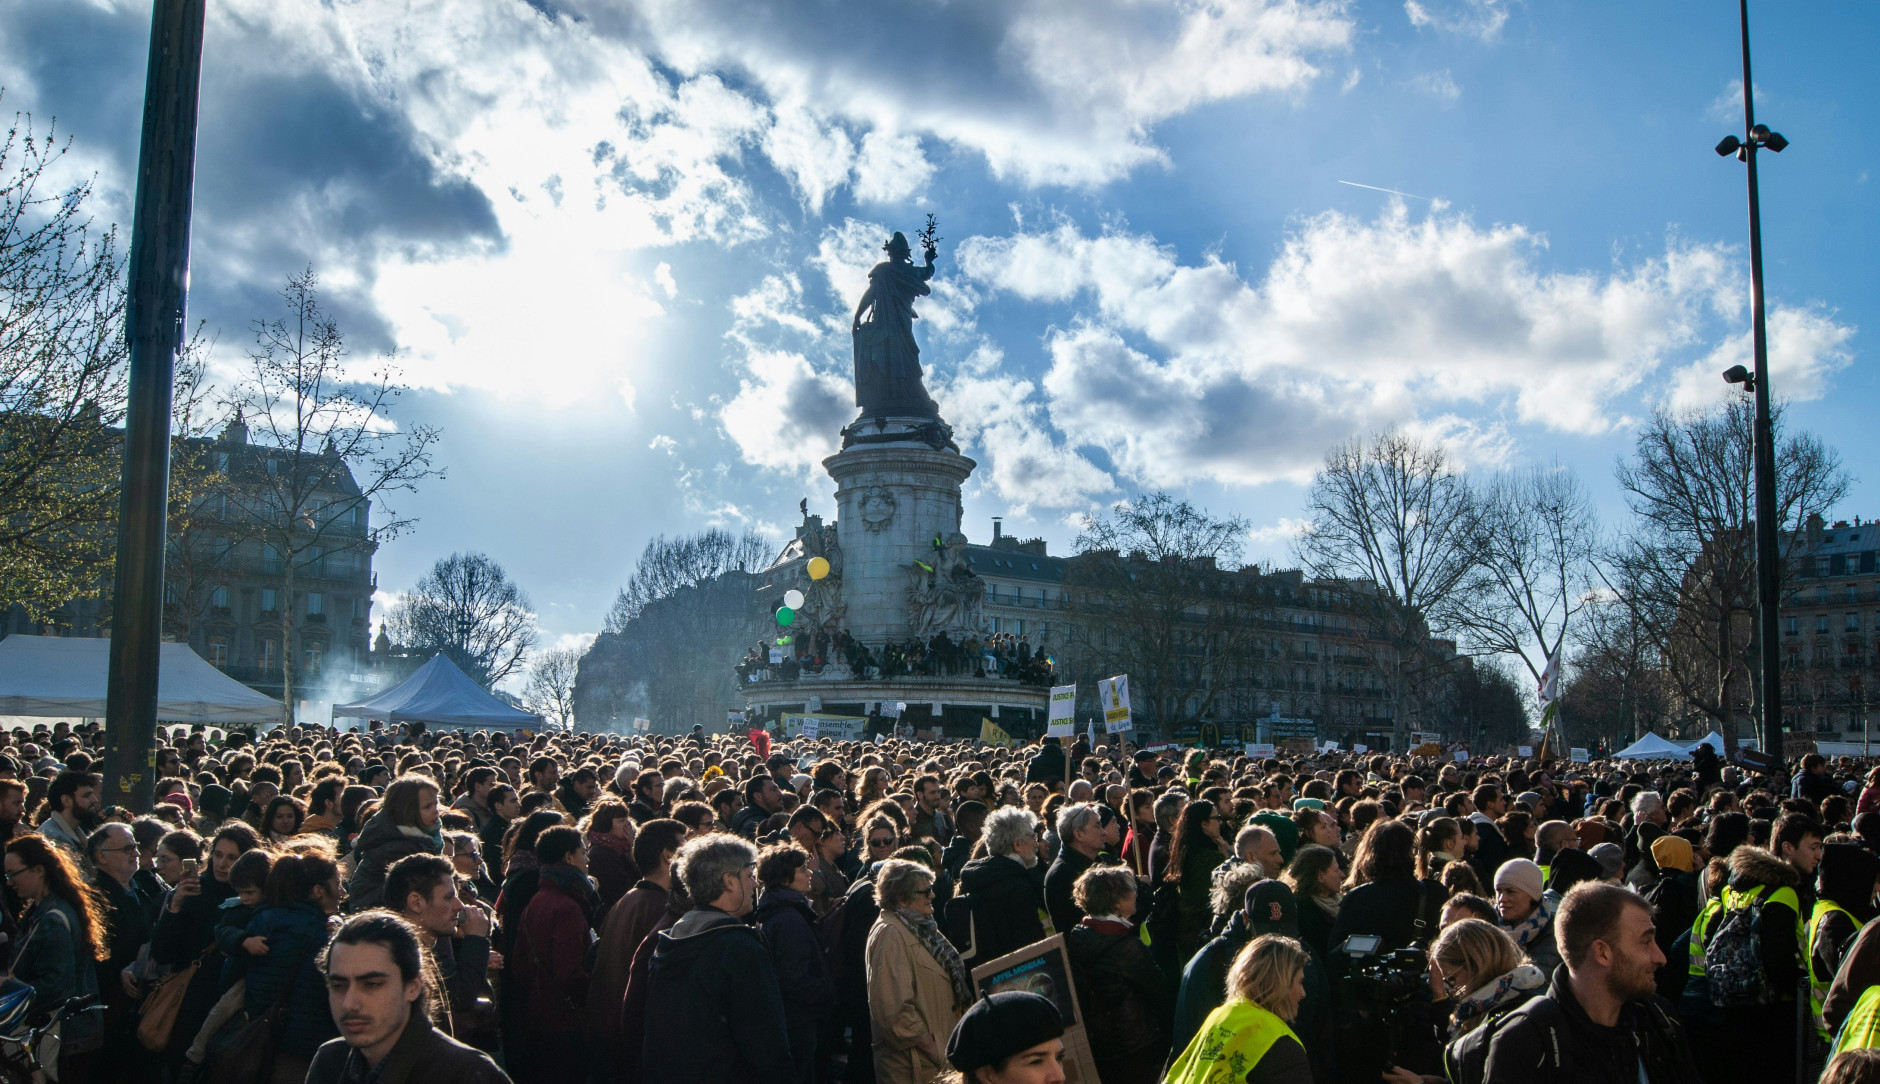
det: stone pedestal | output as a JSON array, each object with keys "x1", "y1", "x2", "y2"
[{"x1": 823, "y1": 434, "x2": 975, "y2": 645}]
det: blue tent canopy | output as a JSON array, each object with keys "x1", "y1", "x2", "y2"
[{"x1": 333, "y1": 654, "x2": 543, "y2": 731}]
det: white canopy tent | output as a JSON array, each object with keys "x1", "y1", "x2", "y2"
[
  {"x1": 333, "y1": 654, "x2": 543, "y2": 731},
  {"x1": 1613, "y1": 732, "x2": 1692, "y2": 760},
  {"x1": 0, "y1": 635, "x2": 283, "y2": 725},
  {"x1": 1683, "y1": 732, "x2": 1728, "y2": 755}
]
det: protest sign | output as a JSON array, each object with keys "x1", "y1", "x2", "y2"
[
  {"x1": 1245, "y1": 742, "x2": 1276, "y2": 758},
  {"x1": 1046, "y1": 684, "x2": 1077, "y2": 738},
  {"x1": 1570, "y1": 747, "x2": 1590, "y2": 763},
  {"x1": 1097, "y1": 674, "x2": 1132, "y2": 734},
  {"x1": 970, "y1": 936, "x2": 1099, "y2": 1084}
]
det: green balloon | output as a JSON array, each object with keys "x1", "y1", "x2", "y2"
[{"x1": 776, "y1": 606, "x2": 796, "y2": 626}]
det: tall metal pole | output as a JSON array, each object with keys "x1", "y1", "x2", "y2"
[
  {"x1": 105, "y1": 0, "x2": 207, "y2": 813},
  {"x1": 1736, "y1": 0, "x2": 1785, "y2": 763}
]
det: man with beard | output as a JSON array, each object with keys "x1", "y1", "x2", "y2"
[
  {"x1": 1481, "y1": 882, "x2": 1700, "y2": 1084},
  {"x1": 37, "y1": 769, "x2": 101, "y2": 860},
  {"x1": 0, "y1": 780, "x2": 26, "y2": 841}
]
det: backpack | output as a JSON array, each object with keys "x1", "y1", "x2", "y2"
[
  {"x1": 1704, "y1": 885, "x2": 1775, "y2": 1007},
  {"x1": 1443, "y1": 993, "x2": 1571, "y2": 1084},
  {"x1": 942, "y1": 892, "x2": 980, "y2": 965}
]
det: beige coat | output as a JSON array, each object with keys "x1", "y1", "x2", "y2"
[{"x1": 865, "y1": 910, "x2": 964, "y2": 1084}]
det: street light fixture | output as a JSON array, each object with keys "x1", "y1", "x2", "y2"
[{"x1": 1714, "y1": 0, "x2": 1789, "y2": 762}]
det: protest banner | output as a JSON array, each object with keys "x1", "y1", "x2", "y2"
[
  {"x1": 1097, "y1": 674, "x2": 1132, "y2": 734},
  {"x1": 970, "y1": 935, "x2": 1099, "y2": 1084},
  {"x1": 1245, "y1": 742, "x2": 1276, "y2": 759},
  {"x1": 980, "y1": 718, "x2": 1013, "y2": 747},
  {"x1": 1046, "y1": 684, "x2": 1077, "y2": 738}
]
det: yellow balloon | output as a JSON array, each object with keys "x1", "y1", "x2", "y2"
[{"x1": 807, "y1": 556, "x2": 830, "y2": 580}]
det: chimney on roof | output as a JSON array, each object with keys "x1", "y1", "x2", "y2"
[{"x1": 992, "y1": 517, "x2": 1003, "y2": 541}]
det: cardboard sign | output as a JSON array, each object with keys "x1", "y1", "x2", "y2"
[
  {"x1": 1046, "y1": 684, "x2": 1077, "y2": 738},
  {"x1": 1352, "y1": 743, "x2": 1368, "y2": 754},
  {"x1": 1097, "y1": 674, "x2": 1132, "y2": 733},
  {"x1": 1245, "y1": 742, "x2": 1276, "y2": 758},
  {"x1": 970, "y1": 935, "x2": 1100, "y2": 1084},
  {"x1": 632, "y1": 717, "x2": 651, "y2": 733},
  {"x1": 799, "y1": 717, "x2": 820, "y2": 740},
  {"x1": 1570, "y1": 747, "x2": 1590, "y2": 763},
  {"x1": 1517, "y1": 745, "x2": 1533, "y2": 757},
  {"x1": 1322, "y1": 741, "x2": 1341, "y2": 753},
  {"x1": 1454, "y1": 750, "x2": 1469, "y2": 763}
]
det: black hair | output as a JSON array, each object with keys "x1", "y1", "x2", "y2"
[{"x1": 536, "y1": 825, "x2": 584, "y2": 865}]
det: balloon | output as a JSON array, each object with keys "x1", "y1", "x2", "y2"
[
  {"x1": 776, "y1": 606, "x2": 796, "y2": 626},
  {"x1": 807, "y1": 557, "x2": 830, "y2": 580},
  {"x1": 783, "y1": 589, "x2": 806, "y2": 609}
]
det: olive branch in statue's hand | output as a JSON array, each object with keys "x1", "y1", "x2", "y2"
[{"x1": 917, "y1": 214, "x2": 941, "y2": 259}]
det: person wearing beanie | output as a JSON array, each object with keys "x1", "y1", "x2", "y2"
[
  {"x1": 1494, "y1": 858, "x2": 1561, "y2": 974},
  {"x1": 1587, "y1": 842, "x2": 1625, "y2": 883},
  {"x1": 944, "y1": 991, "x2": 1065, "y2": 1084}
]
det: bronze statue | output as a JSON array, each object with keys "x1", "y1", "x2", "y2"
[{"x1": 851, "y1": 226, "x2": 941, "y2": 419}]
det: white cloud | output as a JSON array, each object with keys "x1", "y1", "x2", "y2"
[
  {"x1": 956, "y1": 206, "x2": 1856, "y2": 489},
  {"x1": 717, "y1": 273, "x2": 854, "y2": 474},
  {"x1": 852, "y1": 131, "x2": 936, "y2": 205},
  {"x1": 936, "y1": 345, "x2": 1115, "y2": 512},
  {"x1": 1404, "y1": 0, "x2": 1510, "y2": 42},
  {"x1": 1663, "y1": 304, "x2": 1857, "y2": 413},
  {"x1": 654, "y1": 262, "x2": 678, "y2": 298},
  {"x1": 1410, "y1": 69, "x2": 1462, "y2": 102},
  {"x1": 1708, "y1": 79, "x2": 1765, "y2": 124},
  {"x1": 1247, "y1": 517, "x2": 1311, "y2": 545}
]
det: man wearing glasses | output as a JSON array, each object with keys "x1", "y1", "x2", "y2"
[{"x1": 86, "y1": 823, "x2": 151, "y2": 1070}]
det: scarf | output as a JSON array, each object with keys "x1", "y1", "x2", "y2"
[
  {"x1": 1451, "y1": 964, "x2": 1548, "y2": 1035},
  {"x1": 895, "y1": 907, "x2": 972, "y2": 1011},
  {"x1": 540, "y1": 861, "x2": 602, "y2": 923},
  {"x1": 1504, "y1": 892, "x2": 1558, "y2": 950},
  {"x1": 1308, "y1": 893, "x2": 1340, "y2": 921},
  {"x1": 398, "y1": 821, "x2": 446, "y2": 852}
]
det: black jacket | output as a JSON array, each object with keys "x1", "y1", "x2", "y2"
[
  {"x1": 1026, "y1": 744, "x2": 1068, "y2": 785},
  {"x1": 1044, "y1": 846, "x2": 1099, "y2": 935},
  {"x1": 306, "y1": 1011, "x2": 511, "y2": 1084},
  {"x1": 641, "y1": 908, "x2": 797, "y2": 1083},
  {"x1": 1470, "y1": 816, "x2": 1512, "y2": 885},
  {"x1": 958, "y1": 854, "x2": 1047, "y2": 961},
  {"x1": 1328, "y1": 876, "x2": 1443, "y2": 958},
  {"x1": 1482, "y1": 964, "x2": 1700, "y2": 1084},
  {"x1": 1065, "y1": 919, "x2": 1170, "y2": 1078},
  {"x1": 753, "y1": 888, "x2": 834, "y2": 1030}
]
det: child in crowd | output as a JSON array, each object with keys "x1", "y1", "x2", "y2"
[{"x1": 183, "y1": 848, "x2": 274, "y2": 1067}]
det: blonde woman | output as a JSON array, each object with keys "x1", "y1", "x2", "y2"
[
  {"x1": 1166, "y1": 934, "x2": 1311, "y2": 1084},
  {"x1": 1381, "y1": 918, "x2": 1545, "y2": 1084}
]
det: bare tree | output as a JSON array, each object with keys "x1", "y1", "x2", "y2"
[
  {"x1": 1451, "y1": 465, "x2": 1601, "y2": 690},
  {"x1": 1298, "y1": 429, "x2": 1476, "y2": 750},
  {"x1": 384, "y1": 552, "x2": 537, "y2": 689},
  {"x1": 1060, "y1": 492, "x2": 1265, "y2": 738},
  {"x1": 524, "y1": 645, "x2": 582, "y2": 730},
  {"x1": 1560, "y1": 590, "x2": 1675, "y2": 750},
  {"x1": 604, "y1": 529, "x2": 772, "y2": 632},
  {"x1": 223, "y1": 271, "x2": 442, "y2": 721},
  {"x1": 1611, "y1": 399, "x2": 1846, "y2": 753}
]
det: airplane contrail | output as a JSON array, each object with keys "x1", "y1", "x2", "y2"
[{"x1": 1337, "y1": 180, "x2": 1436, "y2": 202}]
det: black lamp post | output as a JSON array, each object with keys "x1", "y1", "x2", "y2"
[
  {"x1": 1715, "y1": 0, "x2": 1788, "y2": 763},
  {"x1": 104, "y1": 0, "x2": 207, "y2": 812}
]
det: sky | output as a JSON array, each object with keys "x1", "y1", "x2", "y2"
[{"x1": 4, "y1": 0, "x2": 1876, "y2": 675}]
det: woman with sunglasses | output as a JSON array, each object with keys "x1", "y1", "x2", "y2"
[
  {"x1": 866, "y1": 858, "x2": 972, "y2": 1084},
  {"x1": 1382, "y1": 918, "x2": 1544, "y2": 1084},
  {"x1": 861, "y1": 815, "x2": 904, "y2": 868},
  {"x1": 4, "y1": 835, "x2": 108, "y2": 1080}
]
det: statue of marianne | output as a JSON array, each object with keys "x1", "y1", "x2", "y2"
[{"x1": 851, "y1": 230, "x2": 941, "y2": 419}]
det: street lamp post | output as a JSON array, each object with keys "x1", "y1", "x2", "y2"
[
  {"x1": 1715, "y1": 0, "x2": 1789, "y2": 763},
  {"x1": 104, "y1": 0, "x2": 207, "y2": 813}
]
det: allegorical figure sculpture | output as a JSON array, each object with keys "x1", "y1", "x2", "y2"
[
  {"x1": 852, "y1": 226, "x2": 941, "y2": 419},
  {"x1": 907, "y1": 532, "x2": 985, "y2": 637}
]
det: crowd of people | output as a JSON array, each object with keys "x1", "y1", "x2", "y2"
[
  {"x1": 737, "y1": 629, "x2": 1054, "y2": 686},
  {"x1": 11, "y1": 717, "x2": 1880, "y2": 1084}
]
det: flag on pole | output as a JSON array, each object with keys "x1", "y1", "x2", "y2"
[{"x1": 980, "y1": 718, "x2": 1013, "y2": 747}]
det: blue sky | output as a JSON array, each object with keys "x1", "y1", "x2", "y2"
[{"x1": 4, "y1": 0, "x2": 1875, "y2": 668}]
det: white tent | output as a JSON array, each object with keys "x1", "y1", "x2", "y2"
[
  {"x1": 1683, "y1": 732, "x2": 1728, "y2": 755},
  {"x1": 1613, "y1": 732, "x2": 1692, "y2": 760},
  {"x1": 333, "y1": 654, "x2": 543, "y2": 731},
  {"x1": 0, "y1": 635, "x2": 284, "y2": 725}
]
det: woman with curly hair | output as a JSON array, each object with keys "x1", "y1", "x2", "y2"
[{"x1": 5, "y1": 835, "x2": 109, "y2": 1078}]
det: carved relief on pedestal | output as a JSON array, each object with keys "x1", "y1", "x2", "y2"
[
  {"x1": 858, "y1": 487, "x2": 898, "y2": 533},
  {"x1": 906, "y1": 531, "x2": 986, "y2": 638}
]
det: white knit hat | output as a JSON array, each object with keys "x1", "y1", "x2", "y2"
[{"x1": 1494, "y1": 858, "x2": 1544, "y2": 902}]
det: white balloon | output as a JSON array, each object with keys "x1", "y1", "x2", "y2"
[{"x1": 783, "y1": 589, "x2": 806, "y2": 609}]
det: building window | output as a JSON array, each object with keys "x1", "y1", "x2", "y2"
[
  {"x1": 262, "y1": 544, "x2": 282, "y2": 574},
  {"x1": 259, "y1": 638, "x2": 277, "y2": 669},
  {"x1": 307, "y1": 592, "x2": 324, "y2": 616},
  {"x1": 1819, "y1": 587, "x2": 1831, "y2": 604},
  {"x1": 305, "y1": 644, "x2": 324, "y2": 671},
  {"x1": 1850, "y1": 613, "x2": 1862, "y2": 631},
  {"x1": 1850, "y1": 586, "x2": 1861, "y2": 604},
  {"x1": 1786, "y1": 617, "x2": 1799, "y2": 636},
  {"x1": 351, "y1": 504, "x2": 367, "y2": 528},
  {"x1": 211, "y1": 586, "x2": 229, "y2": 609},
  {"x1": 207, "y1": 637, "x2": 227, "y2": 669},
  {"x1": 214, "y1": 452, "x2": 229, "y2": 472},
  {"x1": 1819, "y1": 615, "x2": 1831, "y2": 634},
  {"x1": 261, "y1": 588, "x2": 278, "y2": 613}
]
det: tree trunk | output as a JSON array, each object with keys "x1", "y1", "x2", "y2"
[{"x1": 280, "y1": 550, "x2": 295, "y2": 730}]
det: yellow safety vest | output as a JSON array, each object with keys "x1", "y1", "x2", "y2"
[
  {"x1": 1834, "y1": 985, "x2": 1880, "y2": 1056},
  {"x1": 1166, "y1": 998, "x2": 1301, "y2": 1084},
  {"x1": 1810, "y1": 900, "x2": 1866, "y2": 1040},
  {"x1": 1692, "y1": 884, "x2": 1804, "y2": 986},
  {"x1": 1688, "y1": 898, "x2": 1723, "y2": 978}
]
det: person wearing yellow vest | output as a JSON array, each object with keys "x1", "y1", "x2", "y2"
[
  {"x1": 1687, "y1": 816, "x2": 1822, "y2": 1084},
  {"x1": 1166, "y1": 933, "x2": 1311, "y2": 1084},
  {"x1": 1812, "y1": 845, "x2": 1880, "y2": 1042}
]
